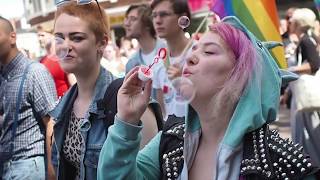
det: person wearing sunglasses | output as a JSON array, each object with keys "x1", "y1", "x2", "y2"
[{"x1": 50, "y1": 1, "x2": 162, "y2": 179}]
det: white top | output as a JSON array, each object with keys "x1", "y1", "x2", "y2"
[
  {"x1": 153, "y1": 44, "x2": 194, "y2": 119},
  {"x1": 141, "y1": 46, "x2": 166, "y2": 89}
]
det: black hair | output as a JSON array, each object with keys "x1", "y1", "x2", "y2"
[
  {"x1": 0, "y1": 16, "x2": 14, "y2": 33},
  {"x1": 150, "y1": 0, "x2": 191, "y2": 20}
]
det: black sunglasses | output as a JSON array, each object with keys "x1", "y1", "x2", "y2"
[{"x1": 55, "y1": 0, "x2": 96, "y2": 6}]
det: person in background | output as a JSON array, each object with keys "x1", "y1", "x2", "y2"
[
  {"x1": 281, "y1": 7, "x2": 299, "y2": 67},
  {"x1": 151, "y1": 0, "x2": 193, "y2": 119},
  {"x1": 124, "y1": 4, "x2": 167, "y2": 114},
  {"x1": 119, "y1": 36, "x2": 136, "y2": 59},
  {"x1": 0, "y1": 16, "x2": 57, "y2": 180},
  {"x1": 280, "y1": 7, "x2": 298, "y2": 109},
  {"x1": 40, "y1": 35, "x2": 76, "y2": 98},
  {"x1": 97, "y1": 16, "x2": 319, "y2": 180},
  {"x1": 101, "y1": 42, "x2": 126, "y2": 78},
  {"x1": 37, "y1": 26, "x2": 53, "y2": 57},
  {"x1": 284, "y1": 8, "x2": 320, "y2": 174},
  {"x1": 288, "y1": 8, "x2": 320, "y2": 75},
  {"x1": 50, "y1": 2, "x2": 162, "y2": 179}
]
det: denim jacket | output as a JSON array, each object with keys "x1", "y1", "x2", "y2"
[{"x1": 50, "y1": 67, "x2": 115, "y2": 180}]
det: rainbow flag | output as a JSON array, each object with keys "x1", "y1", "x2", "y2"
[{"x1": 212, "y1": 0, "x2": 287, "y2": 68}]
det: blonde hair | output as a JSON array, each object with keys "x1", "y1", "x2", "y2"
[{"x1": 291, "y1": 8, "x2": 316, "y2": 29}]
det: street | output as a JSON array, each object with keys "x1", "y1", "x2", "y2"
[{"x1": 270, "y1": 105, "x2": 292, "y2": 140}]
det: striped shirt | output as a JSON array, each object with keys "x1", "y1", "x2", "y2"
[{"x1": 0, "y1": 52, "x2": 57, "y2": 160}]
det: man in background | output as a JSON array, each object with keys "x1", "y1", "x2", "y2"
[
  {"x1": 151, "y1": 0, "x2": 192, "y2": 118},
  {"x1": 0, "y1": 16, "x2": 57, "y2": 179},
  {"x1": 124, "y1": 4, "x2": 167, "y2": 115}
]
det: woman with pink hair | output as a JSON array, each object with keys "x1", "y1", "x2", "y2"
[{"x1": 98, "y1": 16, "x2": 319, "y2": 180}]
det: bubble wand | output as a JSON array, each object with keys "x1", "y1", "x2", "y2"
[
  {"x1": 145, "y1": 48, "x2": 167, "y2": 74},
  {"x1": 138, "y1": 48, "x2": 167, "y2": 81}
]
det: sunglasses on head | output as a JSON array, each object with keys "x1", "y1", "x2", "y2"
[
  {"x1": 55, "y1": 0, "x2": 95, "y2": 6},
  {"x1": 54, "y1": 0, "x2": 108, "y2": 35}
]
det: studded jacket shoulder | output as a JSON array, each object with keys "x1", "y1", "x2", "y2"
[
  {"x1": 159, "y1": 115, "x2": 185, "y2": 180},
  {"x1": 240, "y1": 124, "x2": 319, "y2": 180},
  {"x1": 159, "y1": 117, "x2": 319, "y2": 180}
]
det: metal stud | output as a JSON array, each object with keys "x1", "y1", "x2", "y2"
[
  {"x1": 163, "y1": 154, "x2": 168, "y2": 159},
  {"x1": 273, "y1": 163, "x2": 278, "y2": 167},
  {"x1": 297, "y1": 163, "x2": 302, "y2": 168}
]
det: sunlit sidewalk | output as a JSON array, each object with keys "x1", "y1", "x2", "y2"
[{"x1": 270, "y1": 105, "x2": 292, "y2": 140}]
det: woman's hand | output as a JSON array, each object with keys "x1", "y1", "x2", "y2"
[{"x1": 117, "y1": 67, "x2": 152, "y2": 125}]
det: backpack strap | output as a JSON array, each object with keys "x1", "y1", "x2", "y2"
[
  {"x1": 97, "y1": 77, "x2": 164, "y2": 134},
  {"x1": 159, "y1": 115, "x2": 185, "y2": 180},
  {"x1": 240, "y1": 124, "x2": 319, "y2": 180},
  {"x1": 97, "y1": 78, "x2": 124, "y2": 135},
  {"x1": 148, "y1": 101, "x2": 164, "y2": 131}
]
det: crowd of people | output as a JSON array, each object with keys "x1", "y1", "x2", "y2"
[
  {"x1": 279, "y1": 7, "x2": 320, "y2": 173},
  {"x1": 0, "y1": 0, "x2": 320, "y2": 179}
]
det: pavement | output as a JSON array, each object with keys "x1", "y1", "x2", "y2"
[{"x1": 269, "y1": 105, "x2": 292, "y2": 140}]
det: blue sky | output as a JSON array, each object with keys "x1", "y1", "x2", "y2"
[{"x1": 0, "y1": 0, "x2": 24, "y2": 19}]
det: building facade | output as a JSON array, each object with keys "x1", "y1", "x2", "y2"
[{"x1": 23, "y1": 0, "x2": 150, "y2": 43}]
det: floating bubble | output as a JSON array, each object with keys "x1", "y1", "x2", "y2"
[
  {"x1": 178, "y1": 16, "x2": 190, "y2": 29},
  {"x1": 171, "y1": 77, "x2": 195, "y2": 104},
  {"x1": 54, "y1": 36, "x2": 69, "y2": 60}
]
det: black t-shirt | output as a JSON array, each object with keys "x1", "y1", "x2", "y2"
[{"x1": 296, "y1": 34, "x2": 320, "y2": 73}]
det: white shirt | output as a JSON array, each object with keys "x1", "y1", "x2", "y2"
[
  {"x1": 154, "y1": 44, "x2": 194, "y2": 120},
  {"x1": 140, "y1": 47, "x2": 165, "y2": 89}
]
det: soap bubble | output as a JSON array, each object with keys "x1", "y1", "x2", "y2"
[
  {"x1": 171, "y1": 77, "x2": 195, "y2": 104},
  {"x1": 178, "y1": 16, "x2": 190, "y2": 29},
  {"x1": 54, "y1": 36, "x2": 69, "y2": 60}
]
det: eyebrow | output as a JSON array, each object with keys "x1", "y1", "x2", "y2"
[
  {"x1": 202, "y1": 42, "x2": 222, "y2": 49},
  {"x1": 152, "y1": 10, "x2": 174, "y2": 13},
  {"x1": 54, "y1": 32, "x2": 86, "y2": 36}
]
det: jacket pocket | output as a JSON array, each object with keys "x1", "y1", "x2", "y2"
[
  {"x1": 84, "y1": 144, "x2": 103, "y2": 180},
  {"x1": 84, "y1": 144, "x2": 103, "y2": 169}
]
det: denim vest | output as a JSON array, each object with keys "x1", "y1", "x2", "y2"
[{"x1": 50, "y1": 67, "x2": 115, "y2": 180}]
